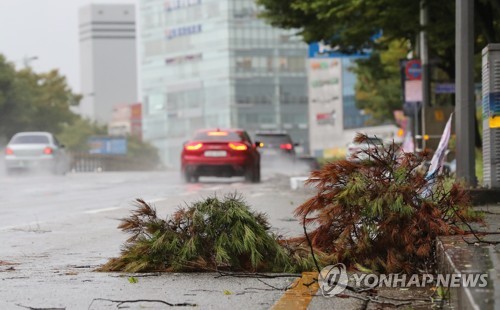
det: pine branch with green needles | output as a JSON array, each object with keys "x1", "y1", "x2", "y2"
[{"x1": 100, "y1": 194, "x2": 316, "y2": 273}]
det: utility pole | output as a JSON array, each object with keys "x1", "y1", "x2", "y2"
[
  {"x1": 420, "y1": 0, "x2": 430, "y2": 150},
  {"x1": 455, "y1": 0, "x2": 477, "y2": 186}
]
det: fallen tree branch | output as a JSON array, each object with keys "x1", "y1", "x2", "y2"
[
  {"x1": 256, "y1": 278, "x2": 290, "y2": 291},
  {"x1": 16, "y1": 305, "x2": 65, "y2": 310},
  {"x1": 372, "y1": 294, "x2": 433, "y2": 303},
  {"x1": 462, "y1": 236, "x2": 500, "y2": 245},
  {"x1": 111, "y1": 272, "x2": 162, "y2": 278},
  {"x1": 303, "y1": 214, "x2": 321, "y2": 274},
  {"x1": 87, "y1": 298, "x2": 196, "y2": 309},
  {"x1": 214, "y1": 271, "x2": 300, "y2": 279},
  {"x1": 451, "y1": 206, "x2": 500, "y2": 245},
  {"x1": 338, "y1": 293, "x2": 413, "y2": 307}
]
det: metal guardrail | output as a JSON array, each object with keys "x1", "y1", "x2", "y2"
[{"x1": 69, "y1": 153, "x2": 159, "y2": 172}]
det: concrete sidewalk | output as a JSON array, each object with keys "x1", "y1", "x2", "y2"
[{"x1": 437, "y1": 204, "x2": 500, "y2": 309}]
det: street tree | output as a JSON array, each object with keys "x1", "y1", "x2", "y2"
[
  {"x1": 257, "y1": 0, "x2": 500, "y2": 122},
  {"x1": 58, "y1": 118, "x2": 107, "y2": 152},
  {"x1": 0, "y1": 55, "x2": 80, "y2": 139},
  {"x1": 258, "y1": 0, "x2": 499, "y2": 78},
  {"x1": 353, "y1": 39, "x2": 409, "y2": 123},
  {"x1": 0, "y1": 55, "x2": 31, "y2": 140}
]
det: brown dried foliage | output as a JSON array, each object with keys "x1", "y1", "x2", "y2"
[{"x1": 295, "y1": 134, "x2": 480, "y2": 273}]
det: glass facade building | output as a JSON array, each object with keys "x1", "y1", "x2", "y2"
[{"x1": 140, "y1": 0, "x2": 309, "y2": 166}]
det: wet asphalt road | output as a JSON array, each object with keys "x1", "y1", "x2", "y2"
[{"x1": 0, "y1": 166, "x2": 332, "y2": 309}]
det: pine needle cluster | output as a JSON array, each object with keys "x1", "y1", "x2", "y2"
[
  {"x1": 295, "y1": 134, "x2": 481, "y2": 273},
  {"x1": 100, "y1": 194, "x2": 314, "y2": 273}
]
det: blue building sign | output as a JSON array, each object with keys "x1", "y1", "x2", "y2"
[
  {"x1": 308, "y1": 42, "x2": 371, "y2": 59},
  {"x1": 88, "y1": 136, "x2": 127, "y2": 155},
  {"x1": 165, "y1": 24, "x2": 202, "y2": 40}
]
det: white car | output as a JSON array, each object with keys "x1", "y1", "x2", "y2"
[
  {"x1": 4, "y1": 132, "x2": 69, "y2": 175},
  {"x1": 346, "y1": 137, "x2": 384, "y2": 162}
]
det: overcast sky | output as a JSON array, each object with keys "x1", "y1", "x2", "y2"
[{"x1": 0, "y1": 0, "x2": 138, "y2": 93}]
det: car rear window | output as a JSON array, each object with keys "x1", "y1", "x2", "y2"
[
  {"x1": 255, "y1": 134, "x2": 292, "y2": 145},
  {"x1": 193, "y1": 131, "x2": 243, "y2": 142},
  {"x1": 11, "y1": 135, "x2": 50, "y2": 144}
]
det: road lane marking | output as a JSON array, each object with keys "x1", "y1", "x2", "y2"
[
  {"x1": 84, "y1": 207, "x2": 121, "y2": 214},
  {"x1": 271, "y1": 272, "x2": 319, "y2": 310},
  {"x1": 145, "y1": 198, "x2": 168, "y2": 204}
]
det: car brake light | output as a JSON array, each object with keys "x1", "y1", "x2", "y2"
[
  {"x1": 43, "y1": 147, "x2": 53, "y2": 155},
  {"x1": 185, "y1": 143, "x2": 203, "y2": 151},
  {"x1": 229, "y1": 142, "x2": 248, "y2": 151},
  {"x1": 208, "y1": 131, "x2": 228, "y2": 136},
  {"x1": 5, "y1": 148, "x2": 13, "y2": 155},
  {"x1": 280, "y1": 143, "x2": 293, "y2": 150}
]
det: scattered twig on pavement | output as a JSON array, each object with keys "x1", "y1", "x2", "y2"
[
  {"x1": 451, "y1": 206, "x2": 500, "y2": 245},
  {"x1": 469, "y1": 231, "x2": 500, "y2": 235},
  {"x1": 477, "y1": 210, "x2": 500, "y2": 215},
  {"x1": 0, "y1": 260, "x2": 19, "y2": 266},
  {"x1": 214, "y1": 270, "x2": 300, "y2": 279},
  {"x1": 255, "y1": 278, "x2": 291, "y2": 291},
  {"x1": 338, "y1": 293, "x2": 414, "y2": 308},
  {"x1": 87, "y1": 298, "x2": 196, "y2": 309},
  {"x1": 302, "y1": 213, "x2": 321, "y2": 274},
  {"x1": 462, "y1": 236, "x2": 500, "y2": 245},
  {"x1": 68, "y1": 265, "x2": 97, "y2": 269},
  {"x1": 373, "y1": 294, "x2": 433, "y2": 303},
  {"x1": 16, "y1": 304, "x2": 65, "y2": 310},
  {"x1": 111, "y1": 272, "x2": 162, "y2": 278}
]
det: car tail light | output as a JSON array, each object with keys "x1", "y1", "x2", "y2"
[
  {"x1": 228, "y1": 142, "x2": 248, "y2": 151},
  {"x1": 280, "y1": 143, "x2": 293, "y2": 150},
  {"x1": 185, "y1": 143, "x2": 203, "y2": 151},
  {"x1": 5, "y1": 147, "x2": 13, "y2": 155},
  {"x1": 208, "y1": 131, "x2": 228, "y2": 136},
  {"x1": 43, "y1": 147, "x2": 53, "y2": 155}
]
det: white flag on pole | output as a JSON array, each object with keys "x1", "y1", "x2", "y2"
[
  {"x1": 401, "y1": 130, "x2": 415, "y2": 153},
  {"x1": 426, "y1": 113, "x2": 453, "y2": 180}
]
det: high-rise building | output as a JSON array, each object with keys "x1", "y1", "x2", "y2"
[
  {"x1": 79, "y1": 4, "x2": 138, "y2": 124},
  {"x1": 140, "y1": 0, "x2": 309, "y2": 167}
]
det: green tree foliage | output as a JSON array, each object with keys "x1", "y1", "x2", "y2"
[
  {"x1": 258, "y1": 0, "x2": 499, "y2": 78},
  {"x1": 59, "y1": 116, "x2": 160, "y2": 167},
  {"x1": 353, "y1": 40, "x2": 408, "y2": 123},
  {"x1": 0, "y1": 55, "x2": 79, "y2": 139},
  {"x1": 257, "y1": 0, "x2": 500, "y2": 122},
  {"x1": 58, "y1": 118, "x2": 107, "y2": 152},
  {"x1": 0, "y1": 54, "x2": 160, "y2": 166},
  {"x1": 101, "y1": 194, "x2": 315, "y2": 272},
  {"x1": 126, "y1": 135, "x2": 161, "y2": 168},
  {"x1": 0, "y1": 55, "x2": 31, "y2": 139}
]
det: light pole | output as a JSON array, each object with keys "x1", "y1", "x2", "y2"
[
  {"x1": 455, "y1": 0, "x2": 476, "y2": 186},
  {"x1": 420, "y1": 1, "x2": 430, "y2": 150}
]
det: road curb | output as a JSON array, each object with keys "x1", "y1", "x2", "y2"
[{"x1": 436, "y1": 236, "x2": 494, "y2": 309}]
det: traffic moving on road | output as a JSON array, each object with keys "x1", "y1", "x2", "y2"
[
  {"x1": 181, "y1": 128, "x2": 261, "y2": 183},
  {"x1": 4, "y1": 131, "x2": 69, "y2": 175}
]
